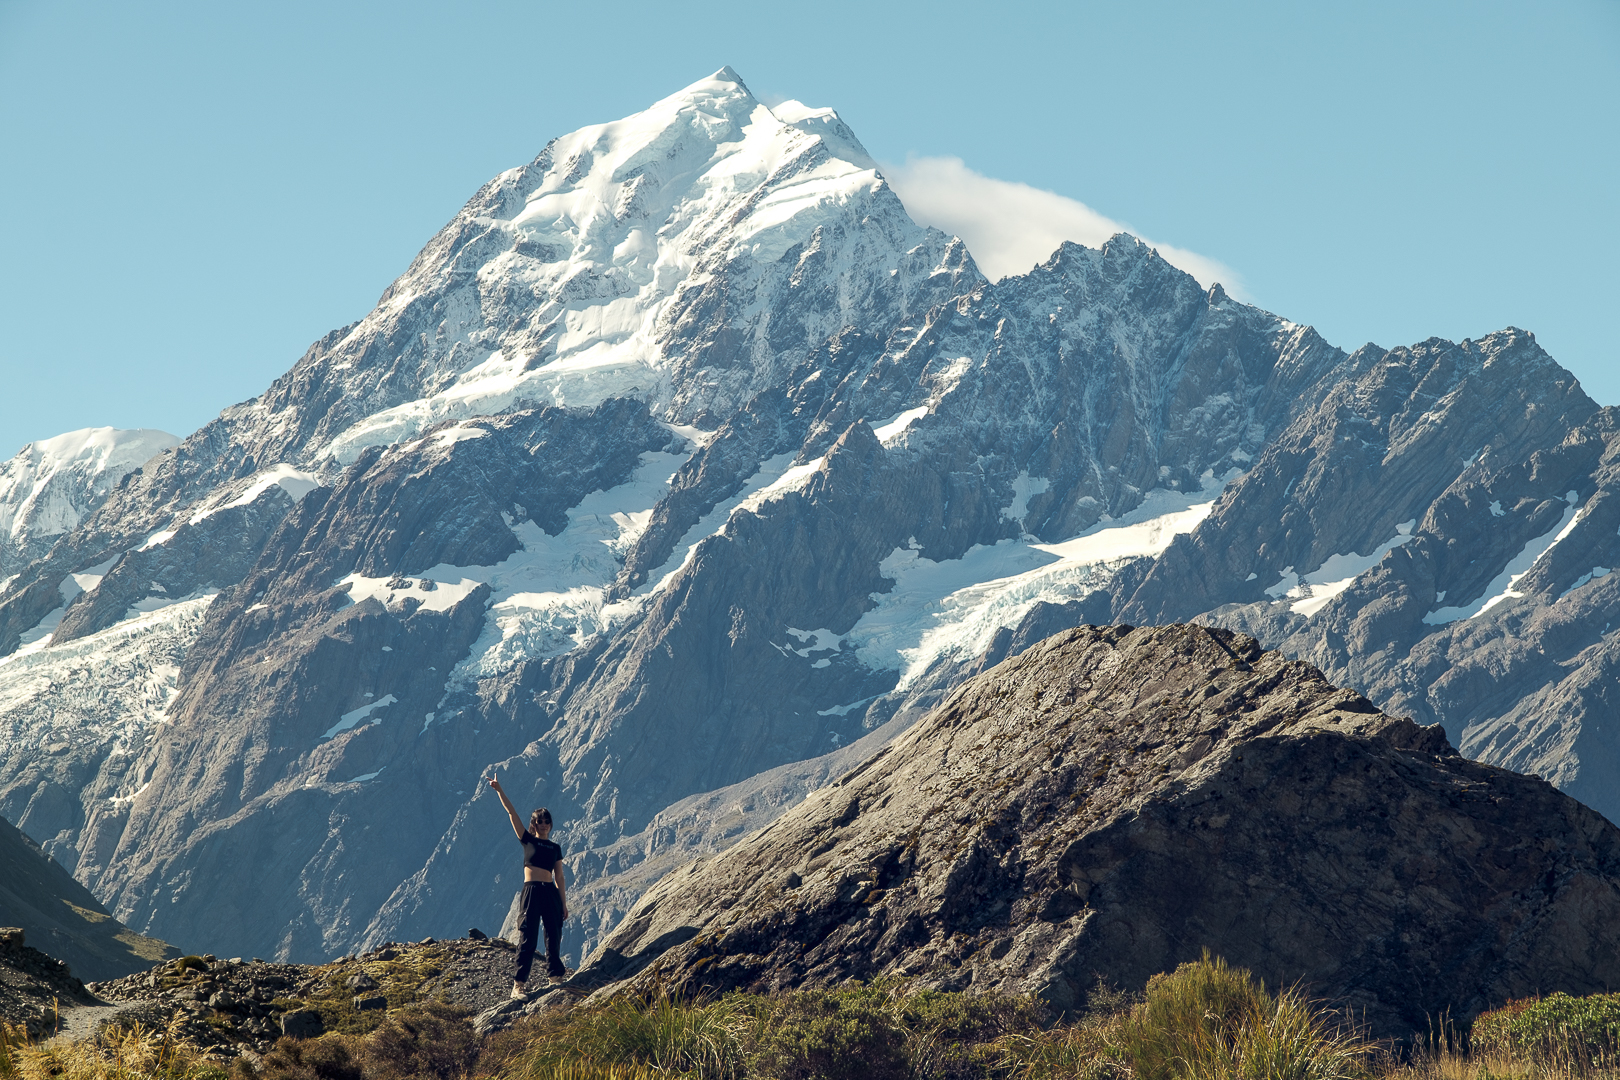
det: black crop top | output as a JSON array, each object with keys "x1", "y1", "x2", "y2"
[{"x1": 521, "y1": 832, "x2": 562, "y2": 873}]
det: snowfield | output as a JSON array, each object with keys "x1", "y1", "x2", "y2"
[{"x1": 848, "y1": 473, "x2": 1235, "y2": 687}]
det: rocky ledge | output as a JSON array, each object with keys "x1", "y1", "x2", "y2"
[
  {"x1": 73, "y1": 932, "x2": 547, "y2": 1061},
  {"x1": 573, "y1": 624, "x2": 1620, "y2": 1037}
]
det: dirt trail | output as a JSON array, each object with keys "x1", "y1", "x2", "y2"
[{"x1": 38, "y1": 999, "x2": 137, "y2": 1047}]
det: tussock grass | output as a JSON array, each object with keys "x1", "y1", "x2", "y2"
[
  {"x1": 1114, "y1": 952, "x2": 1372, "y2": 1080},
  {"x1": 994, "y1": 1012, "x2": 1128, "y2": 1080},
  {"x1": 503, "y1": 989, "x2": 747, "y2": 1080},
  {"x1": 2, "y1": 1023, "x2": 26, "y2": 1079},
  {"x1": 237, "y1": 966, "x2": 1620, "y2": 1080},
  {"x1": 497, "y1": 980, "x2": 1041, "y2": 1080},
  {"x1": 505, "y1": 1066, "x2": 655, "y2": 1080},
  {"x1": 4, "y1": 1019, "x2": 225, "y2": 1080}
]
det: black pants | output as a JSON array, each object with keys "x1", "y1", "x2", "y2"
[{"x1": 514, "y1": 881, "x2": 565, "y2": 981}]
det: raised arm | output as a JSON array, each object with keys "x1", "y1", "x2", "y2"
[{"x1": 487, "y1": 775, "x2": 525, "y2": 839}]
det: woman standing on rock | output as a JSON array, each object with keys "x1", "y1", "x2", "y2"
[{"x1": 487, "y1": 774, "x2": 569, "y2": 998}]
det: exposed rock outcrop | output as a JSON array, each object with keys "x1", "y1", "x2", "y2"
[
  {"x1": 81, "y1": 934, "x2": 534, "y2": 1060},
  {"x1": 577, "y1": 625, "x2": 1620, "y2": 1036}
]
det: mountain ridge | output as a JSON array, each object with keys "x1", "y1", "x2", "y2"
[
  {"x1": 0, "y1": 810, "x2": 174, "y2": 982},
  {"x1": 0, "y1": 69, "x2": 1615, "y2": 968}
]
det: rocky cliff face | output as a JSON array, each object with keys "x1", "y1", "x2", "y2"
[
  {"x1": 1116, "y1": 333, "x2": 1620, "y2": 821},
  {"x1": 577, "y1": 625, "x2": 1620, "y2": 1037},
  {"x1": 0, "y1": 68, "x2": 1616, "y2": 968}
]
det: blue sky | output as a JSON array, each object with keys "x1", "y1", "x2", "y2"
[{"x1": 0, "y1": 0, "x2": 1616, "y2": 456}]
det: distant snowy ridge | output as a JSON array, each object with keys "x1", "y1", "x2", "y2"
[{"x1": 0, "y1": 428, "x2": 178, "y2": 578}]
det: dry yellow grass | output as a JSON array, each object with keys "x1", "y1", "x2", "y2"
[{"x1": 3, "y1": 1018, "x2": 224, "y2": 1080}]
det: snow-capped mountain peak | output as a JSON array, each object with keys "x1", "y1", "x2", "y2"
[
  {"x1": 315, "y1": 67, "x2": 964, "y2": 464},
  {"x1": 768, "y1": 98, "x2": 878, "y2": 171}
]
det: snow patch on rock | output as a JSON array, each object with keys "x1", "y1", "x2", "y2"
[
  {"x1": 1425, "y1": 492, "x2": 1583, "y2": 624},
  {"x1": 322, "y1": 695, "x2": 399, "y2": 740},
  {"x1": 872, "y1": 407, "x2": 928, "y2": 445},
  {"x1": 1000, "y1": 472, "x2": 1051, "y2": 531},
  {"x1": 637, "y1": 451, "x2": 803, "y2": 595},
  {"x1": 1559, "y1": 566, "x2": 1612, "y2": 602},
  {"x1": 1282, "y1": 520, "x2": 1417, "y2": 617},
  {"x1": 340, "y1": 575, "x2": 484, "y2": 615},
  {"x1": 189, "y1": 465, "x2": 319, "y2": 526}
]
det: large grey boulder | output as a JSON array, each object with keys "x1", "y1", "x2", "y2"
[{"x1": 577, "y1": 624, "x2": 1620, "y2": 1036}]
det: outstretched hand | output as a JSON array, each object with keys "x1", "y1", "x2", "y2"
[{"x1": 487, "y1": 774, "x2": 503, "y2": 793}]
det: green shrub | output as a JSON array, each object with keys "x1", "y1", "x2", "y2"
[
  {"x1": 744, "y1": 985, "x2": 908, "y2": 1080},
  {"x1": 896, "y1": 987, "x2": 1042, "y2": 1079},
  {"x1": 362, "y1": 1002, "x2": 478, "y2": 1080},
  {"x1": 257, "y1": 1033, "x2": 363, "y2": 1080},
  {"x1": 254, "y1": 1002, "x2": 480, "y2": 1080},
  {"x1": 1471, "y1": 992, "x2": 1620, "y2": 1067}
]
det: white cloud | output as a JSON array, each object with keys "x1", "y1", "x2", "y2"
[{"x1": 882, "y1": 156, "x2": 1247, "y2": 298}]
